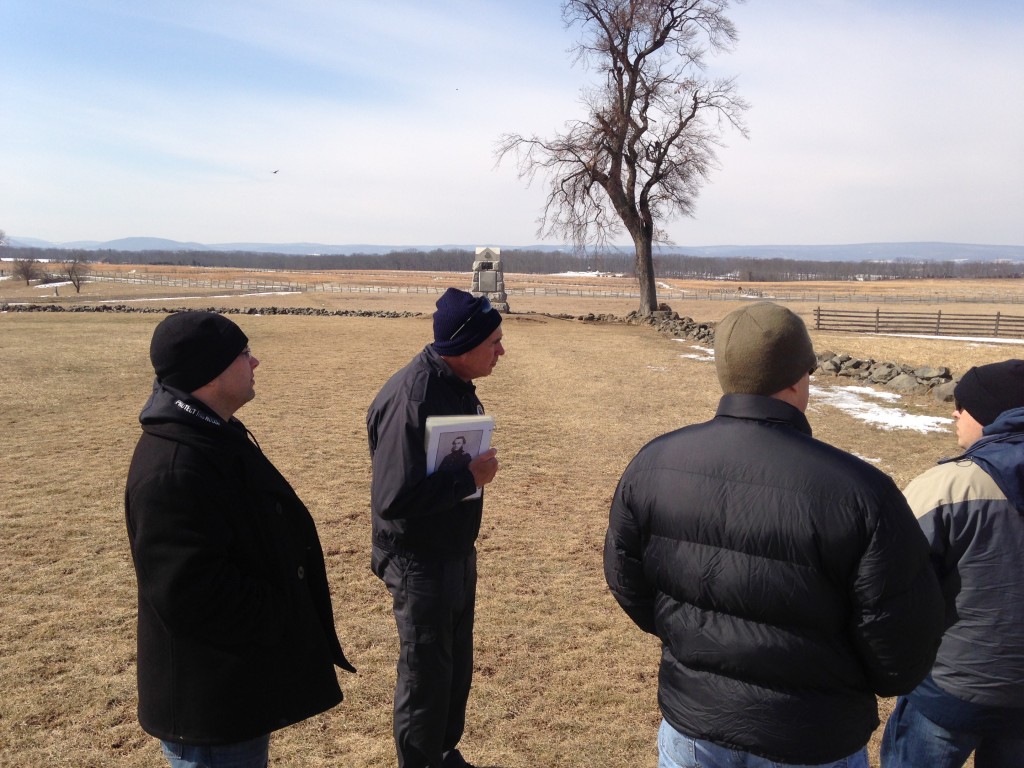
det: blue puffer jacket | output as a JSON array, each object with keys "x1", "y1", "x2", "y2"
[
  {"x1": 903, "y1": 406, "x2": 1024, "y2": 708},
  {"x1": 604, "y1": 394, "x2": 944, "y2": 764}
]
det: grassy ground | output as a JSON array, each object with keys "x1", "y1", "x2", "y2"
[{"x1": 1, "y1": 270, "x2": 1009, "y2": 766}]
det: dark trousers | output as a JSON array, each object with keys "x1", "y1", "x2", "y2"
[{"x1": 373, "y1": 547, "x2": 477, "y2": 768}]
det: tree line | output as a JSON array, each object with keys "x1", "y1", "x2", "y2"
[
  {"x1": 3, "y1": 244, "x2": 1022, "y2": 284},
  {"x1": 4, "y1": 243, "x2": 1019, "y2": 282},
  {"x1": 2, "y1": 244, "x2": 1022, "y2": 282}
]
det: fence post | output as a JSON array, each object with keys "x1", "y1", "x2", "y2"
[
  {"x1": 995, "y1": 312, "x2": 1001, "y2": 337},
  {"x1": 814, "y1": 306, "x2": 821, "y2": 330},
  {"x1": 935, "y1": 310, "x2": 941, "y2": 335},
  {"x1": 874, "y1": 308, "x2": 880, "y2": 333}
]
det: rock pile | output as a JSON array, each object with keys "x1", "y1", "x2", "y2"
[
  {"x1": 572, "y1": 308, "x2": 716, "y2": 343},
  {"x1": 814, "y1": 351, "x2": 956, "y2": 401},
  {"x1": 623, "y1": 308, "x2": 716, "y2": 344}
]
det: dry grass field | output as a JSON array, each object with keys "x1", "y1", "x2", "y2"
[{"x1": 3, "y1": 267, "x2": 1016, "y2": 766}]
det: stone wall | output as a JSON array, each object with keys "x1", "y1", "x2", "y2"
[
  {"x1": 0, "y1": 303, "x2": 418, "y2": 319},
  {"x1": 814, "y1": 352, "x2": 955, "y2": 401}
]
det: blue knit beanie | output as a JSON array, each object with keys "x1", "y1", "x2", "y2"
[{"x1": 432, "y1": 288, "x2": 502, "y2": 356}]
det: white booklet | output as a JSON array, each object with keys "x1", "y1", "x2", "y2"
[{"x1": 425, "y1": 414, "x2": 495, "y2": 500}]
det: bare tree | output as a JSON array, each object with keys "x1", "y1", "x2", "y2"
[
  {"x1": 13, "y1": 258, "x2": 43, "y2": 286},
  {"x1": 62, "y1": 254, "x2": 90, "y2": 294},
  {"x1": 498, "y1": 0, "x2": 749, "y2": 315}
]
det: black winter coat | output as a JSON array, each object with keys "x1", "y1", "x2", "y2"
[
  {"x1": 125, "y1": 383, "x2": 354, "y2": 745},
  {"x1": 604, "y1": 394, "x2": 943, "y2": 764},
  {"x1": 366, "y1": 345, "x2": 484, "y2": 559}
]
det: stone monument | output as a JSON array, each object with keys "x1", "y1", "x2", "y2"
[{"x1": 470, "y1": 247, "x2": 509, "y2": 312}]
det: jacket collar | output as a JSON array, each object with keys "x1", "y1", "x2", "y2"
[
  {"x1": 715, "y1": 393, "x2": 813, "y2": 437},
  {"x1": 422, "y1": 344, "x2": 477, "y2": 393},
  {"x1": 139, "y1": 378, "x2": 248, "y2": 437},
  {"x1": 942, "y1": 405, "x2": 1024, "y2": 509},
  {"x1": 982, "y1": 405, "x2": 1024, "y2": 438}
]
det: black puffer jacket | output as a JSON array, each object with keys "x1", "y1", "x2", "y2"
[
  {"x1": 366, "y1": 345, "x2": 484, "y2": 559},
  {"x1": 604, "y1": 394, "x2": 943, "y2": 764},
  {"x1": 125, "y1": 383, "x2": 355, "y2": 745}
]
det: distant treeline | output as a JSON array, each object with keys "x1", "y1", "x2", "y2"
[{"x1": 5, "y1": 246, "x2": 1023, "y2": 282}]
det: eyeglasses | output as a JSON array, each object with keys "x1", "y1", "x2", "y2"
[{"x1": 448, "y1": 296, "x2": 492, "y2": 341}]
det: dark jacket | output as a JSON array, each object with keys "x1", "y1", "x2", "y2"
[
  {"x1": 366, "y1": 345, "x2": 483, "y2": 559},
  {"x1": 125, "y1": 382, "x2": 354, "y2": 745},
  {"x1": 903, "y1": 406, "x2": 1024, "y2": 709},
  {"x1": 604, "y1": 394, "x2": 944, "y2": 764}
]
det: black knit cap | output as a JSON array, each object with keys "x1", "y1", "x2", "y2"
[
  {"x1": 431, "y1": 287, "x2": 502, "y2": 356},
  {"x1": 953, "y1": 359, "x2": 1024, "y2": 427},
  {"x1": 150, "y1": 311, "x2": 249, "y2": 393}
]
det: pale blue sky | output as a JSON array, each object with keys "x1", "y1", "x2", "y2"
[{"x1": 2, "y1": 1, "x2": 1022, "y2": 247}]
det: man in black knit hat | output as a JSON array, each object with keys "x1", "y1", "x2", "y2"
[
  {"x1": 882, "y1": 360, "x2": 1024, "y2": 768},
  {"x1": 605, "y1": 301, "x2": 944, "y2": 768},
  {"x1": 367, "y1": 287, "x2": 504, "y2": 768},
  {"x1": 125, "y1": 311, "x2": 355, "y2": 768}
]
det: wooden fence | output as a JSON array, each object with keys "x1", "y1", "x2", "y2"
[
  {"x1": 86, "y1": 273, "x2": 302, "y2": 292},
  {"x1": 813, "y1": 307, "x2": 1024, "y2": 338}
]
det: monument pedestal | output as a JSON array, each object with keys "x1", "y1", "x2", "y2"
[{"x1": 470, "y1": 247, "x2": 509, "y2": 312}]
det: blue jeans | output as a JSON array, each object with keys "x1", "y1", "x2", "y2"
[
  {"x1": 881, "y1": 693, "x2": 1024, "y2": 768},
  {"x1": 160, "y1": 735, "x2": 270, "y2": 768},
  {"x1": 658, "y1": 720, "x2": 868, "y2": 768}
]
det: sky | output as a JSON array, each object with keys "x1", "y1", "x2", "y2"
[{"x1": 3, "y1": 0, "x2": 1022, "y2": 248}]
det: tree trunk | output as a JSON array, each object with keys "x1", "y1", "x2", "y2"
[{"x1": 633, "y1": 232, "x2": 658, "y2": 315}]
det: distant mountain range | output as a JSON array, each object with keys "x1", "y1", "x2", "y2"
[{"x1": 7, "y1": 236, "x2": 1024, "y2": 263}]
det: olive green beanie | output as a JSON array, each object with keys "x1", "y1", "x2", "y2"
[{"x1": 714, "y1": 302, "x2": 817, "y2": 395}]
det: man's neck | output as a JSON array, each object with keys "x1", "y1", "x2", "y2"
[{"x1": 440, "y1": 355, "x2": 473, "y2": 383}]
